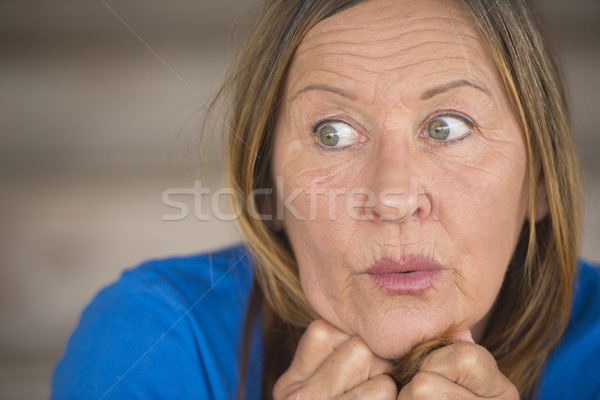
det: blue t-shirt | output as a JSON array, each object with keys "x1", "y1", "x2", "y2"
[
  {"x1": 52, "y1": 244, "x2": 263, "y2": 400},
  {"x1": 52, "y1": 244, "x2": 600, "y2": 399}
]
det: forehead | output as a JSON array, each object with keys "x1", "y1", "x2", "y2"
[{"x1": 287, "y1": 0, "x2": 500, "y2": 101}]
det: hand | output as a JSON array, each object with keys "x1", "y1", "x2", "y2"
[
  {"x1": 273, "y1": 319, "x2": 397, "y2": 400},
  {"x1": 398, "y1": 330, "x2": 519, "y2": 399}
]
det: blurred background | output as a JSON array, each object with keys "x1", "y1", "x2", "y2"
[{"x1": 0, "y1": 0, "x2": 598, "y2": 398}]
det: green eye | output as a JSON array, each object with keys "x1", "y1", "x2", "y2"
[
  {"x1": 320, "y1": 125, "x2": 340, "y2": 147},
  {"x1": 314, "y1": 121, "x2": 361, "y2": 149},
  {"x1": 426, "y1": 115, "x2": 472, "y2": 142},
  {"x1": 428, "y1": 119, "x2": 451, "y2": 140}
]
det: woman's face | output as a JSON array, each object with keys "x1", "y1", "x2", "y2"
[{"x1": 272, "y1": 0, "x2": 530, "y2": 359}]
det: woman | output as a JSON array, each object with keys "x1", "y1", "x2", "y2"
[{"x1": 52, "y1": 0, "x2": 600, "y2": 399}]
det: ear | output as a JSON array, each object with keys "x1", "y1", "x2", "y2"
[{"x1": 527, "y1": 179, "x2": 549, "y2": 223}]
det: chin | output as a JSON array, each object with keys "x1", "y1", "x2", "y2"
[{"x1": 356, "y1": 308, "x2": 468, "y2": 360}]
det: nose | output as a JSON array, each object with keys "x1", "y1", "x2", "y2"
[
  {"x1": 367, "y1": 142, "x2": 435, "y2": 223},
  {"x1": 372, "y1": 176, "x2": 434, "y2": 221}
]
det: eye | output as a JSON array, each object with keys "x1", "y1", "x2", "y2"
[
  {"x1": 425, "y1": 114, "x2": 473, "y2": 142},
  {"x1": 313, "y1": 120, "x2": 362, "y2": 149}
]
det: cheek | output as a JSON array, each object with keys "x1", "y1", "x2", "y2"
[
  {"x1": 273, "y1": 138, "x2": 372, "y2": 321},
  {"x1": 434, "y1": 137, "x2": 528, "y2": 297},
  {"x1": 273, "y1": 134, "x2": 370, "y2": 228},
  {"x1": 449, "y1": 142, "x2": 526, "y2": 238}
]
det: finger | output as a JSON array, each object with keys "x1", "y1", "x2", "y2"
[
  {"x1": 290, "y1": 319, "x2": 351, "y2": 378},
  {"x1": 397, "y1": 371, "x2": 478, "y2": 400},
  {"x1": 333, "y1": 374, "x2": 398, "y2": 400},
  {"x1": 419, "y1": 341, "x2": 513, "y2": 397},
  {"x1": 302, "y1": 335, "x2": 394, "y2": 397},
  {"x1": 273, "y1": 319, "x2": 351, "y2": 398}
]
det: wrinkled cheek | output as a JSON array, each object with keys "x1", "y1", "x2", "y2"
[
  {"x1": 273, "y1": 155, "x2": 363, "y2": 303},
  {"x1": 435, "y1": 171, "x2": 526, "y2": 303},
  {"x1": 279, "y1": 202, "x2": 352, "y2": 317},
  {"x1": 275, "y1": 153, "x2": 367, "y2": 223},
  {"x1": 278, "y1": 188, "x2": 356, "y2": 260}
]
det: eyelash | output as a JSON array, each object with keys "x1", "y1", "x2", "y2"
[
  {"x1": 311, "y1": 118, "x2": 359, "y2": 152},
  {"x1": 310, "y1": 111, "x2": 476, "y2": 151},
  {"x1": 312, "y1": 118, "x2": 343, "y2": 134},
  {"x1": 420, "y1": 111, "x2": 476, "y2": 146}
]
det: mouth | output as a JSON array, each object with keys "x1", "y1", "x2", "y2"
[{"x1": 367, "y1": 255, "x2": 444, "y2": 294}]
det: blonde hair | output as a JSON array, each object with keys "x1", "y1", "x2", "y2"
[{"x1": 211, "y1": 0, "x2": 581, "y2": 398}]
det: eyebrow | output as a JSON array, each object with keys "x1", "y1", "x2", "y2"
[
  {"x1": 290, "y1": 84, "x2": 358, "y2": 102},
  {"x1": 421, "y1": 79, "x2": 490, "y2": 100},
  {"x1": 290, "y1": 79, "x2": 490, "y2": 102}
]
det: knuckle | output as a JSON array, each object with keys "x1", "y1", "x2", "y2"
[
  {"x1": 452, "y1": 341, "x2": 481, "y2": 369},
  {"x1": 305, "y1": 319, "x2": 332, "y2": 345},
  {"x1": 336, "y1": 375, "x2": 397, "y2": 400},
  {"x1": 404, "y1": 371, "x2": 438, "y2": 398},
  {"x1": 345, "y1": 335, "x2": 372, "y2": 359},
  {"x1": 371, "y1": 374, "x2": 399, "y2": 397}
]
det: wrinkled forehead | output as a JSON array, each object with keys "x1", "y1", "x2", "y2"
[{"x1": 286, "y1": 0, "x2": 501, "y2": 103}]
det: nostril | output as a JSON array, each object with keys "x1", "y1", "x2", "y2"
[{"x1": 410, "y1": 208, "x2": 419, "y2": 221}]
